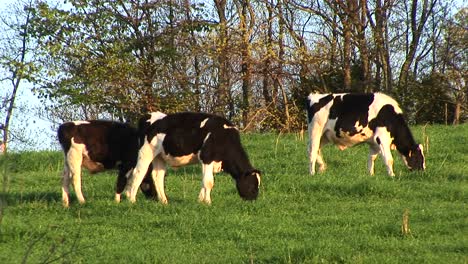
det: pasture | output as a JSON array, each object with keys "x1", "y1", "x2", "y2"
[{"x1": 0, "y1": 124, "x2": 466, "y2": 263}]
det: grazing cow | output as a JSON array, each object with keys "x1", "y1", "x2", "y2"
[
  {"x1": 125, "y1": 111, "x2": 261, "y2": 204},
  {"x1": 58, "y1": 120, "x2": 156, "y2": 207},
  {"x1": 306, "y1": 92, "x2": 425, "y2": 176}
]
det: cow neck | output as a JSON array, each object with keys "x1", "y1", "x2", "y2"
[
  {"x1": 222, "y1": 146, "x2": 254, "y2": 179},
  {"x1": 391, "y1": 117, "x2": 418, "y2": 156}
]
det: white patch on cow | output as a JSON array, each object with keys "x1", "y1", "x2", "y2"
[
  {"x1": 126, "y1": 133, "x2": 165, "y2": 203},
  {"x1": 223, "y1": 124, "x2": 237, "y2": 130},
  {"x1": 199, "y1": 162, "x2": 215, "y2": 204},
  {"x1": 372, "y1": 93, "x2": 403, "y2": 114},
  {"x1": 160, "y1": 152, "x2": 199, "y2": 167},
  {"x1": 115, "y1": 193, "x2": 121, "y2": 203},
  {"x1": 152, "y1": 157, "x2": 168, "y2": 204},
  {"x1": 125, "y1": 169, "x2": 132, "y2": 179},
  {"x1": 256, "y1": 172, "x2": 261, "y2": 186},
  {"x1": 307, "y1": 98, "x2": 334, "y2": 175},
  {"x1": 73, "y1": 120, "x2": 90, "y2": 125},
  {"x1": 63, "y1": 137, "x2": 87, "y2": 205},
  {"x1": 200, "y1": 118, "x2": 209, "y2": 128},
  {"x1": 401, "y1": 155, "x2": 409, "y2": 168},
  {"x1": 373, "y1": 126, "x2": 395, "y2": 176},
  {"x1": 203, "y1": 132, "x2": 211, "y2": 143},
  {"x1": 147, "y1": 111, "x2": 167, "y2": 124},
  {"x1": 307, "y1": 92, "x2": 411, "y2": 177},
  {"x1": 212, "y1": 161, "x2": 222, "y2": 173},
  {"x1": 334, "y1": 126, "x2": 373, "y2": 149},
  {"x1": 419, "y1": 144, "x2": 426, "y2": 170}
]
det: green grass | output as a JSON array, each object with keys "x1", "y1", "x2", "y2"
[{"x1": 0, "y1": 124, "x2": 466, "y2": 263}]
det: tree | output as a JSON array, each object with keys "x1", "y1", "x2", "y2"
[
  {"x1": 439, "y1": 8, "x2": 468, "y2": 124},
  {"x1": 213, "y1": 0, "x2": 231, "y2": 117},
  {"x1": 18, "y1": 0, "x2": 465, "y2": 131},
  {"x1": 0, "y1": 0, "x2": 37, "y2": 153},
  {"x1": 398, "y1": 0, "x2": 437, "y2": 89},
  {"x1": 234, "y1": 0, "x2": 255, "y2": 127},
  {"x1": 29, "y1": 0, "x2": 209, "y2": 124}
]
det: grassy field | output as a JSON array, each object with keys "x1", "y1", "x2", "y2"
[{"x1": 0, "y1": 124, "x2": 466, "y2": 263}]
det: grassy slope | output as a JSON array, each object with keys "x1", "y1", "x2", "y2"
[{"x1": 0, "y1": 125, "x2": 466, "y2": 263}]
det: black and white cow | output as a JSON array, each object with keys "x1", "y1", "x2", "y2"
[
  {"x1": 306, "y1": 92, "x2": 425, "y2": 176},
  {"x1": 58, "y1": 120, "x2": 156, "y2": 207},
  {"x1": 125, "y1": 111, "x2": 261, "y2": 204}
]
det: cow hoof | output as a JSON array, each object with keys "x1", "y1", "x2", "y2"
[
  {"x1": 114, "y1": 193, "x2": 121, "y2": 203},
  {"x1": 199, "y1": 199, "x2": 211, "y2": 205}
]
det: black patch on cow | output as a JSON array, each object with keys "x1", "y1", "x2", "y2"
[
  {"x1": 145, "y1": 112, "x2": 233, "y2": 157},
  {"x1": 329, "y1": 93, "x2": 375, "y2": 138},
  {"x1": 58, "y1": 121, "x2": 138, "y2": 169},
  {"x1": 58, "y1": 120, "x2": 157, "y2": 199},
  {"x1": 142, "y1": 112, "x2": 260, "y2": 200},
  {"x1": 306, "y1": 94, "x2": 334, "y2": 123},
  {"x1": 236, "y1": 169, "x2": 260, "y2": 200},
  {"x1": 369, "y1": 104, "x2": 420, "y2": 159},
  {"x1": 369, "y1": 104, "x2": 425, "y2": 170}
]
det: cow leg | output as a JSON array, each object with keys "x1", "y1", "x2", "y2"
[
  {"x1": 152, "y1": 157, "x2": 168, "y2": 204},
  {"x1": 316, "y1": 149, "x2": 327, "y2": 173},
  {"x1": 199, "y1": 162, "x2": 215, "y2": 205},
  {"x1": 367, "y1": 145, "x2": 380, "y2": 176},
  {"x1": 67, "y1": 144, "x2": 86, "y2": 204},
  {"x1": 308, "y1": 122, "x2": 325, "y2": 175},
  {"x1": 126, "y1": 141, "x2": 157, "y2": 203},
  {"x1": 375, "y1": 127, "x2": 395, "y2": 177},
  {"x1": 114, "y1": 166, "x2": 129, "y2": 203},
  {"x1": 61, "y1": 158, "x2": 71, "y2": 207}
]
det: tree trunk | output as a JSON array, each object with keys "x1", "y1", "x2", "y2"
[
  {"x1": 398, "y1": 0, "x2": 435, "y2": 88},
  {"x1": 262, "y1": 0, "x2": 274, "y2": 105},
  {"x1": 276, "y1": 0, "x2": 285, "y2": 121},
  {"x1": 1, "y1": 3, "x2": 32, "y2": 153},
  {"x1": 357, "y1": 0, "x2": 371, "y2": 92},
  {"x1": 340, "y1": 0, "x2": 354, "y2": 91},
  {"x1": 236, "y1": 0, "x2": 254, "y2": 128},
  {"x1": 452, "y1": 101, "x2": 461, "y2": 125},
  {"x1": 214, "y1": 0, "x2": 229, "y2": 117},
  {"x1": 369, "y1": 0, "x2": 393, "y2": 91},
  {"x1": 184, "y1": 0, "x2": 201, "y2": 111}
]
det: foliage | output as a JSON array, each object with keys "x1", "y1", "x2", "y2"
[
  {"x1": 0, "y1": 125, "x2": 466, "y2": 263},
  {"x1": 0, "y1": 0, "x2": 39, "y2": 152},
  {"x1": 16, "y1": 0, "x2": 464, "y2": 129}
]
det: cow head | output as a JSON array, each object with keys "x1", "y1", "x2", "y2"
[
  {"x1": 236, "y1": 170, "x2": 261, "y2": 200},
  {"x1": 405, "y1": 144, "x2": 425, "y2": 171}
]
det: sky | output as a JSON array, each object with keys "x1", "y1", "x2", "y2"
[
  {"x1": 1, "y1": 82, "x2": 57, "y2": 151},
  {"x1": 0, "y1": 1, "x2": 57, "y2": 151}
]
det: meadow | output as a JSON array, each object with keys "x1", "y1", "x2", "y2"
[{"x1": 0, "y1": 124, "x2": 466, "y2": 263}]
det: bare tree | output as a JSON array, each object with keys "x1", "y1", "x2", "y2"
[
  {"x1": 0, "y1": 0, "x2": 37, "y2": 154},
  {"x1": 234, "y1": 0, "x2": 255, "y2": 127},
  {"x1": 368, "y1": 0, "x2": 394, "y2": 91},
  {"x1": 398, "y1": 0, "x2": 437, "y2": 88},
  {"x1": 213, "y1": 0, "x2": 231, "y2": 117}
]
